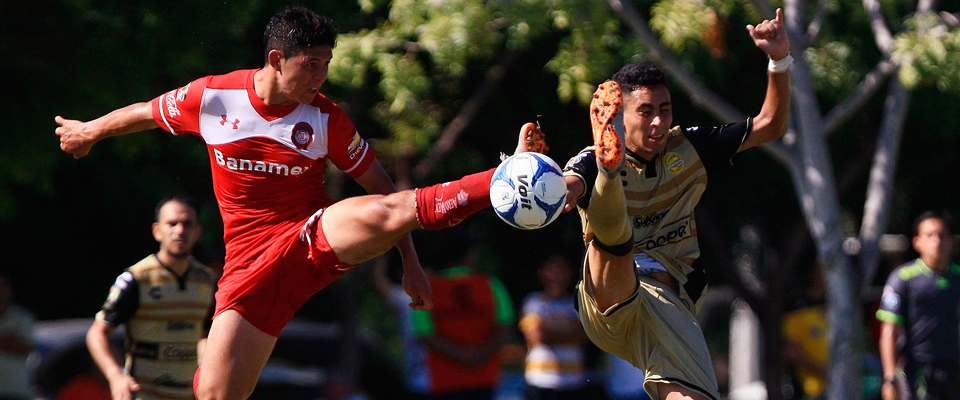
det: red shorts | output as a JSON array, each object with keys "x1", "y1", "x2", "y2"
[{"x1": 213, "y1": 209, "x2": 356, "y2": 337}]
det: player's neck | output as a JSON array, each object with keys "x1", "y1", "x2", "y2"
[
  {"x1": 921, "y1": 256, "x2": 949, "y2": 272},
  {"x1": 156, "y1": 252, "x2": 191, "y2": 276},
  {"x1": 253, "y1": 67, "x2": 297, "y2": 107}
]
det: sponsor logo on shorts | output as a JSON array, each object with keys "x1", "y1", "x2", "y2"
[
  {"x1": 636, "y1": 216, "x2": 692, "y2": 250},
  {"x1": 292, "y1": 122, "x2": 314, "y2": 150},
  {"x1": 664, "y1": 152, "x2": 684, "y2": 174},
  {"x1": 214, "y1": 148, "x2": 313, "y2": 176}
]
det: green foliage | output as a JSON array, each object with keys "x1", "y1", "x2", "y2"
[
  {"x1": 544, "y1": 0, "x2": 625, "y2": 103},
  {"x1": 804, "y1": 42, "x2": 862, "y2": 101},
  {"x1": 650, "y1": 0, "x2": 716, "y2": 53},
  {"x1": 894, "y1": 13, "x2": 960, "y2": 94}
]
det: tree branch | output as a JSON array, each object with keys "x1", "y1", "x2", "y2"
[
  {"x1": 822, "y1": 59, "x2": 896, "y2": 136},
  {"x1": 858, "y1": 0, "x2": 934, "y2": 287},
  {"x1": 411, "y1": 48, "x2": 518, "y2": 184},
  {"x1": 863, "y1": 0, "x2": 895, "y2": 54},
  {"x1": 807, "y1": 0, "x2": 830, "y2": 42},
  {"x1": 858, "y1": 79, "x2": 910, "y2": 287}
]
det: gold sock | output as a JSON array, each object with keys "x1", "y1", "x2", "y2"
[{"x1": 586, "y1": 173, "x2": 633, "y2": 246}]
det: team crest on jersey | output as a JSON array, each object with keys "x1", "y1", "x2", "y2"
[
  {"x1": 664, "y1": 152, "x2": 684, "y2": 174},
  {"x1": 292, "y1": 122, "x2": 314, "y2": 150}
]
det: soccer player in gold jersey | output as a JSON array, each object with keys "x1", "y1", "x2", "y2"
[{"x1": 561, "y1": 9, "x2": 792, "y2": 400}]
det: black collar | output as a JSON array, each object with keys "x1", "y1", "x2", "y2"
[{"x1": 627, "y1": 149, "x2": 660, "y2": 178}]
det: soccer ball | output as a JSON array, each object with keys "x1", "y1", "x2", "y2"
[{"x1": 489, "y1": 152, "x2": 567, "y2": 230}]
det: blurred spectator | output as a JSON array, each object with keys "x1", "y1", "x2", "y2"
[
  {"x1": 0, "y1": 273, "x2": 36, "y2": 400},
  {"x1": 371, "y1": 262, "x2": 431, "y2": 399},
  {"x1": 605, "y1": 353, "x2": 651, "y2": 400},
  {"x1": 518, "y1": 254, "x2": 589, "y2": 400},
  {"x1": 412, "y1": 243, "x2": 516, "y2": 400},
  {"x1": 877, "y1": 211, "x2": 960, "y2": 400},
  {"x1": 781, "y1": 264, "x2": 828, "y2": 400},
  {"x1": 86, "y1": 195, "x2": 217, "y2": 400}
]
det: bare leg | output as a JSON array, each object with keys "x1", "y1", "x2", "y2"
[
  {"x1": 195, "y1": 310, "x2": 277, "y2": 400},
  {"x1": 321, "y1": 190, "x2": 421, "y2": 265},
  {"x1": 585, "y1": 245, "x2": 638, "y2": 311}
]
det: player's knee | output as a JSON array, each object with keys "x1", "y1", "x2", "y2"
[
  {"x1": 372, "y1": 192, "x2": 416, "y2": 230},
  {"x1": 194, "y1": 370, "x2": 246, "y2": 400}
]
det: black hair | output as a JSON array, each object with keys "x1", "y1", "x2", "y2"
[
  {"x1": 263, "y1": 6, "x2": 338, "y2": 63},
  {"x1": 154, "y1": 194, "x2": 201, "y2": 222},
  {"x1": 612, "y1": 64, "x2": 669, "y2": 93},
  {"x1": 913, "y1": 210, "x2": 954, "y2": 236}
]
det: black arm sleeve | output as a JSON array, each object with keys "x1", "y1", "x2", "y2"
[
  {"x1": 562, "y1": 149, "x2": 599, "y2": 210},
  {"x1": 98, "y1": 271, "x2": 140, "y2": 326},
  {"x1": 684, "y1": 118, "x2": 752, "y2": 172}
]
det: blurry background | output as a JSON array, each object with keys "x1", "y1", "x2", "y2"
[{"x1": 2, "y1": 0, "x2": 959, "y2": 399}]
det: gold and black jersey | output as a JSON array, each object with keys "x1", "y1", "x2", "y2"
[
  {"x1": 563, "y1": 120, "x2": 750, "y2": 313},
  {"x1": 96, "y1": 255, "x2": 217, "y2": 400}
]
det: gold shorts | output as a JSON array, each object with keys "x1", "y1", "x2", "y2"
[{"x1": 577, "y1": 268, "x2": 719, "y2": 400}]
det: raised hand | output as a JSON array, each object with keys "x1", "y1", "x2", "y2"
[{"x1": 747, "y1": 8, "x2": 791, "y2": 61}]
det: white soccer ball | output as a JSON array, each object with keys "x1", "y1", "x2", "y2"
[{"x1": 489, "y1": 152, "x2": 567, "y2": 230}]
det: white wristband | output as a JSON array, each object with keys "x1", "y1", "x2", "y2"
[{"x1": 768, "y1": 53, "x2": 793, "y2": 73}]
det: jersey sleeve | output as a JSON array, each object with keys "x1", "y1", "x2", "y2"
[
  {"x1": 562, "y1": 148, "x2": 598, "y2": 210},
  {"x1": 876, "y1": 268, "x2": 906, "y2": 325},
  {"x1": 150, "y1": 76, "x2": 210, "y2": 137},
  {"x1": 95, "y1": 271, "x2": 140, "y2": 327},
  {"x1": 683, "y1": 118, "x2": 752, "y2": 171},
  {"x1": 325, "y1": 106, "x2": 376, "y2": 179}
]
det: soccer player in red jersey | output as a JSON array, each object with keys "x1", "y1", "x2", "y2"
[{"x1": 55, "y1": 6, "x2": 546, "y2": 400}]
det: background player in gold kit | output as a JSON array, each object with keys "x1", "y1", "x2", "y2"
[{"x1": 86, "y1": 195, "x2": 217, "y2": 400}]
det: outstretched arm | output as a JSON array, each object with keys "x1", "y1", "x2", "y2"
[
  {"x1": 740, "y1": 8, "x2": 791, "y2": 152},
  {"x1": 56, "y1": 102, "x2": 158, "y2": 159}
]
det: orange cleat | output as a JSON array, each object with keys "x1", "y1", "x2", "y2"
[
  {"x1": 515, "y1": 122, "x2": 550, "y2": 155},
  {"x1": 590, "y1": 81, "x2": 624, "y2": 177}
]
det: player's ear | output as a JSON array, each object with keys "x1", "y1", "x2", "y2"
[
  {"x1": 152, "y1": 222, "x2": 162, "y2": 243},
  {"x1": 268, "y1": 50, "x2": 283, "y2": 70}
]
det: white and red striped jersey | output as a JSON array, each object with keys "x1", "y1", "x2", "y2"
[{"x1": 150, "y1": 69, "x2": 376, "y2": 268}]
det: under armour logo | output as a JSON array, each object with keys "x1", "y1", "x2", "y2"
[{"x1": 220, "y1": 115, "x2": 240, "y2": 129}]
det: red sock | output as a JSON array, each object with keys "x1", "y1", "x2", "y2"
[{"x1": 415, "y1": 169, "x2": 495, "y2": 230}]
